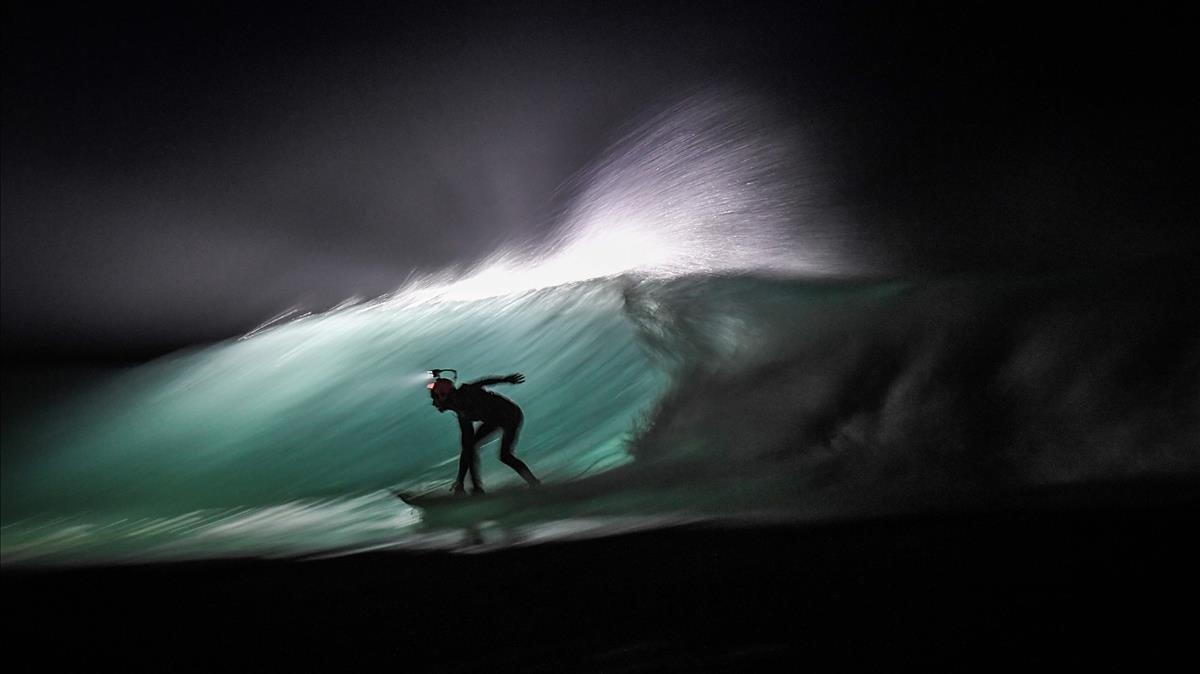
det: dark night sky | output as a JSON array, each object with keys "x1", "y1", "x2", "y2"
[{"x1": 3, "y1": 1, "x2": 1196, "y2": 362}]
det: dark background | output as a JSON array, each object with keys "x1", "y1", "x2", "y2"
[{"x1": 4, "y1": 1, "x2": 1196, "y2": 364}]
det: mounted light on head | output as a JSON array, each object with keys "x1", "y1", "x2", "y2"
[{"x1": 426, "y1": 368, "x2": 458, "y2": 409}]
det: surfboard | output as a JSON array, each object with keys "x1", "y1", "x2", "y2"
[
  {"x1": 392, "y1": 489, "x2": 486, "y2": 509},
  {"x1": 392, "y1": 484, "x2": 546, "y2": 510}
]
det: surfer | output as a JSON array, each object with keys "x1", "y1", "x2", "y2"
[{"x1": 429, "y1": 372, "x2": 540, "y2": 495}]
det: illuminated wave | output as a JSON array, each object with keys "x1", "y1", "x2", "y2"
[{"x1": 5, "y1": 90, "x2": 1194, "y2": 565}]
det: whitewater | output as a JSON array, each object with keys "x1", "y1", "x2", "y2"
[{"x1": 3, "y1": 91, "x2": 1197, "y2": 565}]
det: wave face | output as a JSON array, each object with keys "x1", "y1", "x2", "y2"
[
  {"x1": 4, "y1": 280, "x2": 660, "y2": 514},
  {"x1": 1, "y1": 278, "x2": 668, "y2": 562}
]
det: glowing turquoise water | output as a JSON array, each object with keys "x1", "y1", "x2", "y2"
[{"x1": 2, "y1": 279, "x2": 676, "y2": 562}]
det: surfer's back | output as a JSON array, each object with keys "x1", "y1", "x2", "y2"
[{"x1": 453, "y1": 383, "x2": 519, "y2": 422}]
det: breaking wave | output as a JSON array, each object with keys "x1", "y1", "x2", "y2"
[{"x1": 4, "y1": 89, "x2": 1196, "y2": 565}]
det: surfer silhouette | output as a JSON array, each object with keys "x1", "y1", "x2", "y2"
[{"x1": 429, "y1": 372, "x2": 540, "y2": 495}]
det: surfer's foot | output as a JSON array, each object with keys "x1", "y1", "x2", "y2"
[
  {"x1": 470, "y1": 486, "x2": 486, "y2": 496},
  {"x1": 527, "y1": 478, "x2": 542, "y2": 488}
]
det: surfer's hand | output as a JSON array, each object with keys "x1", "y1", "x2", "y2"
[
  {"x1": 450, "y1": 482, "x2": 466, "y2": 495},
  {"x1": 506, "y1": 373, "x2": 525, "y2": 384}
]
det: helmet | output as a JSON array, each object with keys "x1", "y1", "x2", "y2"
[{"x1": 428, "y1": 377, "x2": 455, "y2": 402}]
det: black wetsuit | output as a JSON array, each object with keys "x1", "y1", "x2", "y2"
[{"x1": 440, "y1": 382, "x2": 538, "y2": 491}]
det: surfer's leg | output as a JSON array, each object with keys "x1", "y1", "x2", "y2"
[
  {"x1": 467, "y1": 449, "x2": 482, "y2": 493},
  {"x1": 470, "y1": 422, "x2": 499, "y2": 492},
  {"x1": 456, "y1": 442, "x2": 481, "y2": 493},
  {"x1": 498, "y1": 417, "x2": 539, "y2": 486}
]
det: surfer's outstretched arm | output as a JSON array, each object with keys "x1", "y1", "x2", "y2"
[{"x1": 467, "y1": 373, "x2": 524, "y2": 386}]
